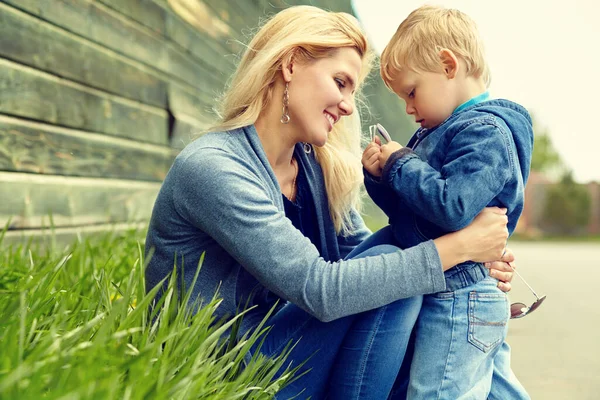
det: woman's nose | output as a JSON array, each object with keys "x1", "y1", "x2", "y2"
[{"x1": 339, "y1": 98, "x2": 354, "y2": 116}]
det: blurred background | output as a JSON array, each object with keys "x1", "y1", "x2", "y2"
[{"x1": 0, "y1": 0, "x2": 597, "y2": 398}]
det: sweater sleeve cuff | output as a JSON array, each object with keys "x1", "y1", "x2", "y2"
[
  {"x1": 421, "y1": 240, "x2": 447, "y2": 293},
  {"x1": 382, "y1": 148, "x2": 418, "y2": 185}
]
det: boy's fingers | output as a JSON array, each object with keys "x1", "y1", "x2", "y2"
[
  {"x1": 365, "y1": 147, "x2": 380, "y2": 159},
  {"x1": 368, "y1": 151, "x2": 380, "y2": 165}
]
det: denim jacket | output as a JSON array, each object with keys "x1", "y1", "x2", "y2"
[
  {"x1": 365, "y1": 99, "x2": 533, "y2": 287},
  {"x1": 145, "y1": 125, "x2": 446, "y2": 336}
]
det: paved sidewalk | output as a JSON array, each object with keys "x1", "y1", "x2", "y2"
[{"x1": 506, "y1": 242, "x2": 599, "y2": 399}]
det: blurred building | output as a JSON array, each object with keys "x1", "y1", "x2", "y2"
[{"x1": 517, "y1": 171, "x2": 599, "y2": 236}]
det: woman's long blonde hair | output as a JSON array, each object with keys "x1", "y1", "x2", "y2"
[{"x1": 210, "y1": 6, "x2": 374, "y2": 235}]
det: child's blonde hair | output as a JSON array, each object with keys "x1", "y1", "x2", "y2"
[
  {"x1": 209, "y1": 6, "x2": 375, "y2": 235},
  {"x1": 380, "y1": 5, "x2": 490, "y2": 88}
]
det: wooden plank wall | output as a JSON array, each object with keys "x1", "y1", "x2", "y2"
[{"x1": 0, "y1": 0, "x2": 410, "y2": 245}]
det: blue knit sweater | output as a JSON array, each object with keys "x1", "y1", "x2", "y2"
[{"x1": 145, "y1": 124, "x2": 445, "y2": 335}]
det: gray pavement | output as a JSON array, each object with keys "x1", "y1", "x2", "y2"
[{"x1": 506, "y1": 242, "x2": 600, "y2": 399}]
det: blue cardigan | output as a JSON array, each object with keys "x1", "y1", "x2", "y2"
[{"x1": 145, "y1": 125, "x2": 445, "y2": 335}]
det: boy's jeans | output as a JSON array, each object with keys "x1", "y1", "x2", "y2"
[
  {"x1": 407, "y1": 276, "x2": 529, "y2": 399},
  {"x1": 360, "y1": 226, "x2": 530, "y2": 400}
]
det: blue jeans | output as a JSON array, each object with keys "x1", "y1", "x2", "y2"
[
  {"x1": 407, "y1": 276, "x2": 529, "y2": 399},
  {"x1": 368, "y1": 227, "x2": 530, "y2": 400},
  {"x1": 248, "y1": 243, "x2": 422, "y2": 399}
]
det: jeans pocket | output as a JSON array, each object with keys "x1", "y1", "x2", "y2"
[{"x1": 467, "y1": 291, "x2": 508, "y2": 353}]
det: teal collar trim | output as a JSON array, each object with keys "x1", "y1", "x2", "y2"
[{"x1": 453, "y1": 91, "x2": 490, "y2": 114}]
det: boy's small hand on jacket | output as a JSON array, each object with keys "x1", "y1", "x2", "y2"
[
  {"x1": 362, "y1": 136, "x2": 383, "y2": 177},
  {"x1": 379, "y1": 141, "x2": 403, "y2": 169}
]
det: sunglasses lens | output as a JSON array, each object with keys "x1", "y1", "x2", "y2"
[
  {"x1": 510, "y1": 302, "x2": 528, "y2": 319},
  {"x1": 528, "y1": 295, "x2": 547, "y2": 313},
  {"x1": 510, "y1": 295, "x2": 546, "y2": 319}
]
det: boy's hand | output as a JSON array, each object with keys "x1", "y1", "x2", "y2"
[
  {"x1": 379, "y1": 141, "x2": 403, "y2": 168},
  {"x1": 362, "y1": 137, "x2": 382, "y2": 177}
]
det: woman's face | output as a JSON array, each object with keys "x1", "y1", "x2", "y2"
[{"x1": 286, "y1": 47, "x2": 362, "y2": 147}]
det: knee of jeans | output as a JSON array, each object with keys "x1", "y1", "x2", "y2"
[
  {"x1": 386, "y1": 295, "x2": 424, "y2": 323},
  {"x1": 352, "y1": 244, "x2": 399, "y2": 258}
]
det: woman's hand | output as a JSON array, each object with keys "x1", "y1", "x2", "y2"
[
  {"x1": 460, "y1": 207, "x2": 509, "y2": 263},
  {"x1": 434, "y1": 207, "x2": 508, "y2": 271},
  {"x1": 485, "y1": 247, "x2": 515, "y2": 292}
]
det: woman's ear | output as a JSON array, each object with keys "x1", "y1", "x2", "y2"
[
  {"x1": 281, "y1": 52, "x2": 295, "y2": 83},
  {"x1": 439, "y1": 48, "x2": 459, "y2": 79}
]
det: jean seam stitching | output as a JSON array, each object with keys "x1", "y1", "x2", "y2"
[
  {"x1": 356, "y1": 306, "x2": 386, "y2": 400},
  {"x1": 436, "y1": 294, "x2": 456, "y2": 399}
]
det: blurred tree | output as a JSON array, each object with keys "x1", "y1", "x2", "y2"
[
  {"x1": 541, "y1": 171, "x2": 591, "y2": 234},
  {"x1": 530, "y1": 116, "x2": 563, "y2": 174}
]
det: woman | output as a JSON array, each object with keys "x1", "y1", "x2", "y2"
[{"x1": 145, "y1": 6, "x2": 515, "y2": 399}]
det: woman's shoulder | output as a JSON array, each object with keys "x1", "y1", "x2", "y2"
[
  {"x1": 172, "y1": 126, "x2": 262, "y2": 178},
  {"x1": 177, "y1": 128, "x2": 247, "y2": 164},
  {"x1": 180, "y1": 130, "x2": 232, "y2": 155}
]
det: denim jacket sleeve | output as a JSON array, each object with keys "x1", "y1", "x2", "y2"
[
  {"x1": 173, "y1": 147, "x2": 446, "y2": 322},
  {"x1": 383, "y1": 120, "x2": 512, "y2": 231},
  {"x1": 363, "y1": 169, "x2": 401, "y2": 218}
]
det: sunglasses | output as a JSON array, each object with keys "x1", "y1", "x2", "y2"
[
  {"x1": 369, "y1": 123, "x2": 392, "y2": 143},
  {"x1": 508, "y1": 262, "x2": 546, "y2": 319}
]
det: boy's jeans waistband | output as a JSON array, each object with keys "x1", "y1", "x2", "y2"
[{"x1": 443, "y1": 262, "x2": 489, "y2": 291}]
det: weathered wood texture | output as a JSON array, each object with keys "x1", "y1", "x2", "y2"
[
  {"x1": 0, "y1": 0, "x2": 410, "y2": 241},
  {"x1": 0, "y1": 172, "x2": 160, "y2": 229},
  {"x1": 0, "y1": 115, "x2": 176, "y2": 181}
]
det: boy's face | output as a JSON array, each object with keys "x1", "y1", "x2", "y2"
[{"x1": 389, "y1": 68, "x2": 460, "y2": 129}]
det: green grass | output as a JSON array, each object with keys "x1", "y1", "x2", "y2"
[{"x1": 0, "y1": 229, "x2": 299, "y2": 399}]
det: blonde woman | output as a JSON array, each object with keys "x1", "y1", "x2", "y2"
[{"x1": 145, "y1": 6, "x2": 515, "y2": 399}]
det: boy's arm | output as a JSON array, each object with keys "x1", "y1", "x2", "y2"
[
  {"x1": 381, "y1": 121, "x2": 513, "y2": 231},
  {"x1": 364, "y1": 170, "x2": 400, "y2": 217},
  {"x1": 362, "y1": 138, "x2": 401, "y2": 217}
]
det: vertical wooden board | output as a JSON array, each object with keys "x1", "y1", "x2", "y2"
[
  {"x1": 0, "y1": 3, "x2": 167, "y2": 107},
  {"x1": 0, "y1": 116, "x2": 175, "y2": 181},
  {"x1": 0, "y1": 172, "x2": 160, "y2": 229},
  {"x1": 96, "y1": 0, "x2": 167, "y2": 35},
  {"x1": 0, "y1": 59, "x2": 168, "y2": 145}
]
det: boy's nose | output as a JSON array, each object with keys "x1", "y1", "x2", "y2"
[{"x1": 405, "y1": 104, "x2": 416, "y2": 115}]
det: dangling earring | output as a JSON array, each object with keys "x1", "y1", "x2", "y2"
[{"x1": 280, "y1": 82, "x2": 290, "y2": 124}]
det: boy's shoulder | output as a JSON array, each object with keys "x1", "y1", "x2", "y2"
[
  {"x1": 440, "y1": 99, "x2": 532, "y2": 137},
  {"x1": 455, "y1": 99, "x2": 531, "y2": 126}
]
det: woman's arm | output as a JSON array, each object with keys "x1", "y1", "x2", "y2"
[
  {"x1": 173, "y1": 149, "x2": 509, "y2": 322},
  {"x1": 433, "y1": 207, "x2": 509, "y2": 270},
  {"x1": 434, "y1": 207, "x2": 514, "y2": 292}
]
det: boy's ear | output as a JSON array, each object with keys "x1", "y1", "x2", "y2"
[{"x1": 439, "y1": 48, "x2": 459, "y2": 79}]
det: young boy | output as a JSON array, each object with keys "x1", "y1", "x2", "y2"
[{"x1": 362, "y1": 5, "x2": 533, "y2": 399}]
